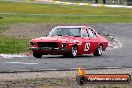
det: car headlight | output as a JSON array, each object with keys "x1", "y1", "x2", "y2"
[
  {"x1": 30, "y1": 42, "x2": 35, "y2": 47},
  {"x1": 62, "y1": 43, "x2": 67, "y2": 48}
]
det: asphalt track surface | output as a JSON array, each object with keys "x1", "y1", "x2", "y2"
[{"x1": 0, "y1": 23, "x2": 132, "y2": 72}]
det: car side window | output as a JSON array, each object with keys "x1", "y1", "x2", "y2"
[
  {"x1": 81, "y1": 29, "x2": 89, "y2": 38},
  {"x1": 88, "y1": 28, "x2": 96, "y2": 38}
]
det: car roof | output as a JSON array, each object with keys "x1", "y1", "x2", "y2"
[{"x1": 54, "y1": 26, "x2": 89, "y2": 29}]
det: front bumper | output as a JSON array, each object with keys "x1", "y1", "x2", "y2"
[
  {"x1": 30, "y1": 47, "x2": 67, "y2": 51},
  {"x1": 30, "y1": 47, "x2": 69, "y2": 55}
]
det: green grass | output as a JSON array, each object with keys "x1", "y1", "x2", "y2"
[
  {"x1": 0, "y1": 35, "x2": 30, "y2": 54},
  {"x1": 0, "y1": 1, "x2": 132, "y2": 15},
  {"x1": 0, "y1": 14, "x2": 132, "y2": 24},
  {"x1": 0, "y1": 1, "x2": 132, "y2": 24},
  {"x1": 0, "y1": 1, "x2": 132, "y2": 53}
]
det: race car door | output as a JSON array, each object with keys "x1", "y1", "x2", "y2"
[
  {"x1": 87, "y1": 28, "x2": 100, "y2": 52},
  {"x1": 80, "y1": 28, "x2": 92, "y2": 54}
]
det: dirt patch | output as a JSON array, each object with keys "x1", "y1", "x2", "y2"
[
  {"x1": 1, "y1": 78, "x2": 131, "y2": 88},
  {"x1": 2, "y1": 23, "x2": 109, "y2": 39},
  {"x1": 3, "y1": 23, "x2": 54, "y2": 39}
]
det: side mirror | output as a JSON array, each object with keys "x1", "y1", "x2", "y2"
[{"x1": 97, "y1": 32, "x2": 101, "y2": 34}]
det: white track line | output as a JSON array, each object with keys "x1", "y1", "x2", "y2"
[
  {"x1": 0, "y1": 54, "x2": 27, "y2": 58},
  {"x1": 5, "y1": 62, "x2": 38, "y2": 65}
]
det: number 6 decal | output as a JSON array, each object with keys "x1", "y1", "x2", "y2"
[{"x1": 84, "y1": 43, "x2": 90, "y2": 51}]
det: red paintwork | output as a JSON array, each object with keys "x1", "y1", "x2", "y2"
[{"x1": 30, "y1": 26, "x2": 108, "y2": 55}]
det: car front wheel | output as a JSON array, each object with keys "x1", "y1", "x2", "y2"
[
  {"x1": 69, "y1": 46, "x2": 77, "y2": 57},
  {"x1": 93, "y1": 45, "x2": 103, "y2": 56},
  {"x1": 33, "y1": 52, "x2": 42, "y2": 58}
]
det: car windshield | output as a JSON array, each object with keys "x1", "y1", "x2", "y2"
[{"x1": 49, "y1": 28, "x2": 81, "y2": 37}]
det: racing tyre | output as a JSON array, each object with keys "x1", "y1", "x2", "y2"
[
  {"x1": 76, "y1": 76, "x2": 86, "y2": 86},
  {"x1": 63, "y1": 53, "x2": 68, "y2": 57},
  {"x1": 69, "y1": 46, "x2": 77, "y2": 57},
  {"x1": 93, "y1": 45, "x2": 103, "y2": 56},
  {"x1": 33, "y1": 52, "x2": 42, "y2": 58}
]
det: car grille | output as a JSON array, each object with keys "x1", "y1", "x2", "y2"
[{"x1": 37, "y1": 42, "x2": 59, "y2": 48}]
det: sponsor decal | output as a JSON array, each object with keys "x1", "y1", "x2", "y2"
[{"x1": 76, "y1": 67, "x2": 131, "y2": 86}]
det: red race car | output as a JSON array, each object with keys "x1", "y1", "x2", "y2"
[{"x1": 30, "y1": 26, "x2": 108, "y2": 58}]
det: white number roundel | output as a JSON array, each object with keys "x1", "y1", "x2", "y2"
[{"x1": 84, "y1": 43, "x2": 90, "y2": 51}]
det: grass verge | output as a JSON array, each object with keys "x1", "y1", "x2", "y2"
[
  {"x1": 0, "y1": 14, "x2": 132, "y2": 24},
  {"x1": 0, "y1": 1, "x2": 132, "y2": 23},
  {"x1": 0, "y1": 1, "x2": 132, "y2": 15},
  {"x1": 0, "y1": 35, "x2": 30, "y2": 54}
]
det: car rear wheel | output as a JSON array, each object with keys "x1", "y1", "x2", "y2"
[
  {"x1": 33, "y1": 52, "x2": 42, "y2": 58},
  {"x1": 93, "y1": 45, "x2": 103, "y2": 56}
]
